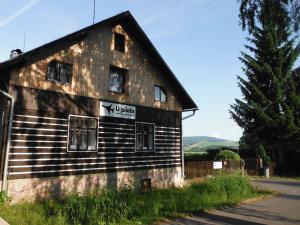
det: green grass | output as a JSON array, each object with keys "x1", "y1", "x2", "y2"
[{"x1": 0, "y1": 172, "x2": 271, "y2": 225}]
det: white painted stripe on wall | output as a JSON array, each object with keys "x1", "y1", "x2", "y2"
[
  {"x1": 155, "y1": 130, "x2": 180, "y2": 134},
  {"x1": 15, "y1": 114, "x2": 68, "y2": 121},
  {"x1": 98, "y1": 136, "x2": 135, "y2": 140},
  {"x1": 10, "y1": 152, "x2": 68, "y2": 155},
  {"x1": 10, "y1": 154, "x2": 181, "y2": 162},
  {"x1": 9, "y1": 151, "x2": 180, "y2": 155},
  {"x1": 9, "y1": 162, "x2": 181, "y2": 175},
  {"x1": 98, "y1": 131, "x2": 135, "y2": 135},
  {"x1": 10, "y1": 146, "x2": 66, "y2": 149},
  {"x1": 13, "y1": 120, "x2": 68, "y2": 127},
  {"x1": 11, "y1": 133, "x2": 68, "y2": 138},
  {"x1": 11, "y1": 140, "x2": 67, "y2": 143},
  {"x1": 156, "y1": 143, "x2": 181, "y2": 146},
  {"x1": 155, "y1": 134, "x2": 181, "y2": 137},
  {"x1": 97, "y1": 146, "x2": 135, "y2": 149},
  {"x1": 10, "y1": 158, "x2": 181, "y2": 168},
  {"x1": 99, "y1": 121, "x2": 135, "y2": 127},
  {"x1": 12, "y1": 127, "x2": 68, "y2": 132},
  {"x1": 98, "y1": 126, "x2": 135, "y2": 131},
  {"x1": 156, "y1": 126, "x2": 180, "y2": 130},
  {"x1": 155, "y1": 138, "x2": 181, "y2": 142},
  {"x1": 98, "y1": 141, "x2": 134, "y2": 145},
  {"x1": 155, "y1": 146, "x2": 180, "y2": 149}
]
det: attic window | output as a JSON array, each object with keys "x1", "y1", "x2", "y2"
[
  {"x1": 114, "y1": 33, "x2": 125, "y2": 52},
  {"x1": 154, "y1": 86, "x2": 167, "y2": 102},
  {"x1": 47, "y1": 60, "x2": 72, "y2": 84}
]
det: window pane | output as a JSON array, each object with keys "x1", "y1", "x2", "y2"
[
  {"x1": 79, "y1": 130, "x2": 87, "y2": 150},
  {"x1": 88, "y1": 129, "x2": 97, "y2": 150},
  {"x1": 109, "y1": 71, "x2": 123, "y2": 93},
  {"x1": 136, "y1": 124, "x2": 142, "y2": 132},
  {"x1": 154, "y1": 86, "x2": 160, "y2": 101},
  {"x1": 115, "y1": 33, "x2": 125, "y2": 52},
  {"x1": 143, "y1": 124, "x2": 148, "y2": 132},
  {"x1": 80, "y1": 119, "x2": 88, "y2": 128},
  {"x1": 143, "y1": 133, "x2": 148, "y2": 149},
  {"x1": 69, "y1": 129, "x2": 77, "y2": 150},
  {"x1": 148, "y1": 125, "x2": 153, "y2": 133},
  {"x1": 70, "y1": 117, "x2": 76, "y2": 128},
  {"x1": 137, "y1": 133, "x2": 143, "y2": 149},
  {"x1": 59, "y1": 64, "x2": 71, "y2": 84},
  {"x1": 160, "y1": 89, "x2": 166, "y2": 102},
  {"x1": 89, "y1": 119, "x2": 97, "y2": 128},
  {"x1": 148, "y1": 134, "x2": 154, "y2": 149},
  {"x1": 47, "y1": 61, "x2": 58, "y2": 81}
]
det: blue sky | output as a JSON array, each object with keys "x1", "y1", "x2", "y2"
[{"x1": 0, "y1": 0, "x2": 288, "y2": 141}]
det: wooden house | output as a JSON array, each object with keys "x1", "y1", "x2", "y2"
[{"x1": 0, "y1": 11, "x2": 197, "y2": 202}]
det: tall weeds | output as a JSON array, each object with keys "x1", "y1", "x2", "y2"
[{"x1": 0, "y1": 172, "x2": 267, "y2": 225}]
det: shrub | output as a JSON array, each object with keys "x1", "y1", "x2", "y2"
[
  {"x1": 216, "y1": 150, "x2": 240, "y2": 161},
  {"x1": 0, "y1": 192, "x2": 8, "y2": 204},
  {"x1": 257, "y1": 144, "x2": 271, "y2": 167}
]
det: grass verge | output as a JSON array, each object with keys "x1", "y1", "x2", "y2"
[
  {"x1": 0, "y1": 172, "x2": 272, "y2": 225},
  {"x1": 251, "y1": 175, "x2": 300, "y2": 182}
]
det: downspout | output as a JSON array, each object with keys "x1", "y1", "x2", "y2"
[
  {"x1": 181, "y1": 108, "x2": 197, "y2": 179},
  {"x1": 0, "y1": 90, "x2": 14, "y2": 192}
]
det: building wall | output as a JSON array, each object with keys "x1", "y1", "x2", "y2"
[
  {"x1": 4, "y1": 23, "x2": 184, "y2": 199},
  {"x1": 9, "y1": 24, "x2": 181, "y2": 111},
  {"x1": 7, "y1": 166, "x2": 183, "y2": 203},
  {"x1": 8, "y1": 86, "x2": 182, "y2": 180}
]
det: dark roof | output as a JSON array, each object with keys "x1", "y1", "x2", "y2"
[{"x1": 0, "y1": 11, "x2": 197, "y2": 110}]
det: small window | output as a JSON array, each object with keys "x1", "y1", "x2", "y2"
[
  {"x1": 47, "y1": 60, "x2": 72, "y2": 84},
  {"x1": 154, "y1": 86, "x2": 167, "y2": 102},
  {"x1": 114, "y1": 33, "x2": 125, "y2": 52},
  {"x1": 109, "y1": 66, "x2": 127, "y2": 93},
  {"x1": 136, "y1": 123, "x2": 154, "y2": 151},
  {"x1": 68, "y1": 116, "x2": 98, "y2": 151}
]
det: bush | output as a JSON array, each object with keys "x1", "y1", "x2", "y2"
[
  {"x1": 0, "y1": 192, "x2": 8, "y2": 204},
  {"x1": 216, "y1": 150, "x2": 240, "y2": 161}
]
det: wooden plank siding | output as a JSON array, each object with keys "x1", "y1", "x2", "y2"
[
  {"x1": 7, "y1": 86, "x2": 182, "y2": 180},
  {"x1": 8, "y1": 24, "x2": 181, "y2": 112}
]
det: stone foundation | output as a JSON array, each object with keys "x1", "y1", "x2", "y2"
[{"x1": 7, "y1": 166, "x2": 183, "y2": 203}]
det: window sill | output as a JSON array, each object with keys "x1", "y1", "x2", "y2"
[
  {"x1": 109, "y1": 90, "x2": 129, "y2": 96},
  {"x1": 47, "y1": 79, "x2": 71, "y2": 86},
  {"x1": 154, "y1": 100, "x2": 168, "y2": 104}
]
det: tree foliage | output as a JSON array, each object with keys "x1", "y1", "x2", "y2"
[
  {"x1": 231, "y1": 0, "x2": 300, "y2": 165},
  {"x1": 216, "y1": 150, "x2": 241, "y2": 161},
  {"x1": 239, "y1": 0, "x2": 300, "y2": 33}
]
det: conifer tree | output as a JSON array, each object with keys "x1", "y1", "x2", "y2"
[{"x1": 230, "y1": 0, "x2": 300, "y2": 167}]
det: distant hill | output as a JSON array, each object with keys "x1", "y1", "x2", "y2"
[{"x1": 183, "y1": 136, "x2": 238, "y2": 153}]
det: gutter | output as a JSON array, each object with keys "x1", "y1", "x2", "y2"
[
  {"x1": 0, "y1": 90, "x2": 14, "y2": 192},
  {"x1": 181, "y1": 108, "x2": 198, "y2": 179}
]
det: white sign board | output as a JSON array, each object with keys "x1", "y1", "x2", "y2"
[
  {"x1": 100, "y1": 101, "x2": 136, "y2": 120},
  {"x1": 213, "y1": 161, "x2": 222, "y2": 170}
]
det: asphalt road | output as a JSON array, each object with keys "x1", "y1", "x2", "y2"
[{"x1": 160, "y1": 179, "x2": 300, "y2": 225}]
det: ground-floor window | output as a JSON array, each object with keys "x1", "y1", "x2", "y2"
[
  {"x1": 136, "y1": 122, "x2": 154, "y2": 151},
  {"x1": 68, "y1": 115, "x2": 98, "y2": 151}
]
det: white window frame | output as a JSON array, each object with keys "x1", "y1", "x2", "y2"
[
  {"x1": 67, "y1": 114, "x2": 99, "y2": 153},
  {"x1": 135, "y1": 121, "x2": 155, "y2": 152}
]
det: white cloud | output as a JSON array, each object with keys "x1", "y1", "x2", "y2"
[{"x1": 0, "y1": 0, "x2": 40, "y2": 28}]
